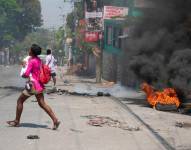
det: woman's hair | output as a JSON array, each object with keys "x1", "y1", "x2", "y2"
[
  {"x1": 31, "y1": 44, "x2": 41, "y2": 56},
  {"x1": 47, "y1": 49, "x2": 52, "y2": 55}
]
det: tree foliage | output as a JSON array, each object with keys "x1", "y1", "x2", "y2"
[
  {"x1": 0, "y1": 0, "x2": 42, "y2": 47},
  {"x1": 66, "y1": 2, "x2": 84, "y2": 33},
  {"x1": 0, "y1": 0, "x2": 21, "y2": 46},
  {"x1": 13, "y1": 28, "x2": 52, "y2": 55},
  {"x1": 16, "y1": 0, "x2": 42, "y2": 39},
  {"x1": 55, "y1": 26, "x2": 65, "y2": 50}
]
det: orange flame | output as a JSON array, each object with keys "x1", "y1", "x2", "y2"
[{"x1": 141, "y1": 82, "x2": 180, "y2": 108}]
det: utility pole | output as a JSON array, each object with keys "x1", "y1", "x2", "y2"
[
  {"x1": 83, "y1": 0, "x2": 103, "y2": 83},
  {"x1": 96, "y1": 0, "x2": 103, "y2": 83},
  {"x1": 73, "y1": 1, "x2": 77, "y2": 64},
  {"x1": 65, "y1": 0, "x2": 81, "y2": 65}
]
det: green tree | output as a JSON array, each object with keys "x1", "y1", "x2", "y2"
[
  {"x1": 0, "y1": 0, "x2": 42, "y2": 47},
  {"x1": 0, "y1": 0, "x2": 21, "y2": 47},
  {"x1": 55, "y1": 27, "x2": 65, "y2": 50},
  {"x1": 66, "y1": 1, "x2": 84, "y2": 33},
  {"x1": 12, "y1": 28, "x2": 52, "y2": 56},
  {"x1": 16, "y1": 0, "x2": 42, "y2": 40}
]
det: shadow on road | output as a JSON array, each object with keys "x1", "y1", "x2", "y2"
[
  {"x1": 0, "y1": 86, "x2": 23, "y2": 91},
  {"x1": 20, "y1": 123, "x2": 49, "y2": 129}
]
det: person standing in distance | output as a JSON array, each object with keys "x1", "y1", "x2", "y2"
[{"x1": 46, "y1": 49, "x2": 57, "y2": 88}]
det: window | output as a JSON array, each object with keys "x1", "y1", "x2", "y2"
[{"x1": 113, "y1": 27, "x2": 122, "y2": 49}]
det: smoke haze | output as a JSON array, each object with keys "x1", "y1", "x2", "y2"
[{"x1": 125, "y1": 0, "x2": 191, "y2": 98}]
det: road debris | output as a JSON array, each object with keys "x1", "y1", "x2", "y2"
[
  {"x1": 27, "y1": 135, "x2": 40, "y2": 139},
  {"x1": 175, "y1": 122, "x2": 191, "y2": 128},
  {"x1": 155, "y1": 103, "x2": 177, "y2": 111},
  {"x1": 47, "y1": 88, "x2": 111, "y2": 97},
  {"x1": 97, "y1": 92, "x2": 111, "y2": 97},
  {"x1": 81, "y1": 115, "x2": 140, "y2": 131}
]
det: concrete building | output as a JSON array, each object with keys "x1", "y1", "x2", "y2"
[{"x1": 102, "y1": 0, "x2": 153, "y2": 86}]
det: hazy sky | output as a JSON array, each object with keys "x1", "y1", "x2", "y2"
[{"x1": 40, "y1": 0, "x2": 73, "y2": 29}]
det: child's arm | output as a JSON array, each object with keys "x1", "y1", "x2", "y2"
[{"x1": 22, "y1": 60, "x2": 33, "y2": 78}]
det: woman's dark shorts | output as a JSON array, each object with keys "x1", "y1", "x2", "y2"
[{"x1": 51, "y1": 72, "x2": 56, "y2": 77}]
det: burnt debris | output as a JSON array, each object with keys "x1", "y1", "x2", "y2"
[{"x1": 46, "y1": 88, "x2": 111, "y2": 97}]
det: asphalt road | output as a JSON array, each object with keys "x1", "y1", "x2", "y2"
[
  {"x1": 0, "y1": 65, "x2": 25, "y2": 101},
  {"x1": 0, "y1": 65, "x2": 25, "y2": 87},
  {"x1": 0, "y1": 65, "x2": 191, "y2": 150}
]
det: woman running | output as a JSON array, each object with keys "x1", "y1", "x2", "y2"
[{"x1": 7, "y1": 44, "x2": 60, "y2": 130}]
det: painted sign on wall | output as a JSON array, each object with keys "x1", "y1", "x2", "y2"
[
  {"x1": 104, "y1": 6, "x2": 128, "y2": 19},
  {"x1": 84, "y1": 31, "x2": 99, "y2": 42}
]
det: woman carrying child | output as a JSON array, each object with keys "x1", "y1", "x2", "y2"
[{"x1": 7, "y1": 44, "x2": 60, "y2": 130}]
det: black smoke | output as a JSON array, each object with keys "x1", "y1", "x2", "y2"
[{"x1": 124, "y1": 0, "x2": 191, "y2": 99}]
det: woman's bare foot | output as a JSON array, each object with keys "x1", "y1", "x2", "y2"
[
  {"x1": 7, "y1": 120, "x2": 20, "y2": 127},
  {"x1": 52, "y1": 121, "x2": 60, "y2": 130}
]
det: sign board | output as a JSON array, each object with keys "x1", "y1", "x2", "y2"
[
  {"x1": 104, "y1": 6, "x2": 128, "y2": 19},
  {"x1": 85, "y1": 32, "x2": 99, "y2": 42},
  {"x1": 85, "y1": 12, "x2": 103, "y2": 19}
]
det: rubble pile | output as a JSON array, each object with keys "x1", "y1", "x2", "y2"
[
  {"x1": 175, "y1": 122, "x2": 191, "y2": 128},
  {"x1": 82, "y1": 115, "x2": 140, "y2": 131},
  {"x1": 46, "y1": 88, "x2": 111, "y2": 97}
]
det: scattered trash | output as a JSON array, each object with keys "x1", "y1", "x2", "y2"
[
  {"x1": 81, "y1": 115, "x2": 140, "y2": 131},
  {"x1": 64, "y1": 80, "x2": 69, "y2": 84},
  {"x1": 27, "y1": 135, "x2": 40, "y2": 139},
  {"x1": 175, "y1": 122, "x2": 191, "y2": 128},
  {"x1": 46, "y1": 88, "x2": 57, "y2": 94},
  {"x1": 74, "y1": 83, "x2": 144, "y2": 98},
  {"x1": 97, "y1": 92, "x2": 104, "y2": 97},
  {"x1": 63, "y1": 80, "x2": 72, "y2": 85},
  {"x1": 97, "y1": 92, "x2": 111, "y2": 97},
  {"x1": 48, "y1": 88, "x2": 111, "y2": 97}
]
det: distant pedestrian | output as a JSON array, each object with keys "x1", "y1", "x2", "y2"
[
  {"x1": 7, "y1": 44, "x2": 60, "y2": 130},
  {"x1": 46, "y1": 49, "x2": 57, "y2": 88}
]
